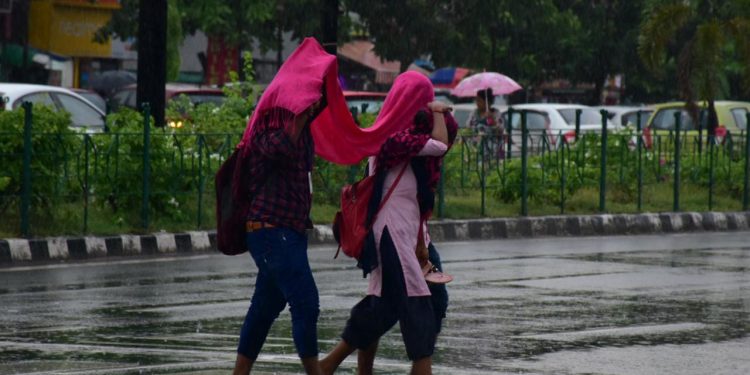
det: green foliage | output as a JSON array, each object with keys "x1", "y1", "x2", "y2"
[
  {"x1": 477, "y1": 131, "x2": 750, "y2": 209},
  {"x1": 346, "y1": 0, "x2": 453, "y2": 71},
  {"x1": 92, "y1": 109, "x2": 193, "y2": 224},
  {"x1": 0, "y1": 106, "x2": 77, "y2": 213},
  {"x1": 166, "y1": 51, "x2": 256, "y2": 135},
  {"x1": 639, "y1": 0, "x2": 750, "y2": 105},
  {"x1": 100, "y1": 0, "x2": 352, "y2": 65},
  {"x1": 166, "y1": 0, "x2": 183, "y2": 81}
]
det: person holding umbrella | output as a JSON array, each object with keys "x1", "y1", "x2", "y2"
[
  {"x1": 469, "y1": 88, "x2": 504, "y2": 159},
  {"x1": 453, "y1": 72, "x2": 522, "y2": 160},
  {"x1": 469, "y1": 88, "x2": 502, "y2": 132}
]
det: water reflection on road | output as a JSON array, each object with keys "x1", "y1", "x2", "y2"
[{"x1": 1, "y1": 232, "x2": 748, "y2": 374}]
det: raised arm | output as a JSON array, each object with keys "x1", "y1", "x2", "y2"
[{"x1": 427, "y1": 101, "x2": 451, "y2": 146}]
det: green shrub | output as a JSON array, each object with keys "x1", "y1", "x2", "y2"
[
  {"x1": 91, "y1": 108, "x2": 196, "y2": 224},
  {"x1": 0, "y1": 105, "x2": 77, "y2": 213}
]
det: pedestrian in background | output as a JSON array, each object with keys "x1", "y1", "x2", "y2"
[{"x1": 469, "y1": 88, "x2": 505, "y2": 159}]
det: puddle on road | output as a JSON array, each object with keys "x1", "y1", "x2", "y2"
[{"x1": 568, "y1": 248, "x2": 750, "y2": 272}]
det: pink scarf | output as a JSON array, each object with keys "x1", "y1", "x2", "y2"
[
  {"x1": 238, "y1": 39, "x2": 435, "y2": 166},
  {"x1": 313, "y1": 71, "x2": 435, "y2": 164},
  {"x1": 238, "y1": 37, "x2": 351, "y2": 155}
]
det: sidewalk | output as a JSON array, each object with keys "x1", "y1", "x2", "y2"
[{"x1": 2, "y1": 211, "x2": 749, "y2": 264}]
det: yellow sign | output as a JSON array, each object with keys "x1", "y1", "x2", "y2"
[{"x1": 29, "y1": 0, "x2": 120, "y2": 58}]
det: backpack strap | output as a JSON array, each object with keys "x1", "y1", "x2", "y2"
[{"x1": 334, "y1": 163, "x2": 408, "y2": 260}]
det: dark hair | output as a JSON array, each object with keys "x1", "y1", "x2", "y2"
[
  {"x1": 413, "y1": 109, "x2": 432, "y2": 134},
  {"x1": 476, "y1": 88, "x2": 494, "y2": 102}
]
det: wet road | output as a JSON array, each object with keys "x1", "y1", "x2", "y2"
[{"x1": 1, "y1": 231, "x2": 749, "y2": 374}]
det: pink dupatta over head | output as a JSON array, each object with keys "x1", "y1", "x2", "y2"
[
  {"x1": 238, "y1": 38, "x2": 435, "y2": 165},
  {"x1": 313, "y1": 71, "x2": 435, "y2": 164}
]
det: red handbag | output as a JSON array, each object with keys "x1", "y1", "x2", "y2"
[{"x1": 333, "y1": 164, "x2": 408, "y2": 259}]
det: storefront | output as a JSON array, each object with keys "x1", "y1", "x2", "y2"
[{"x1": 27, "y1": 0, "x2": 135, "y2": 88}]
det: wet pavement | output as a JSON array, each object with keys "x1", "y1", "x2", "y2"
[{"x1": 1, "y1": 231, "x2": 749, "y2": 374}]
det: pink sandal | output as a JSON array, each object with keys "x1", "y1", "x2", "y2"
[{"x1": 422, "y1": 261, "x2": 453, "y2": 284}]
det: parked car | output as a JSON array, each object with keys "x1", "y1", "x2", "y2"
[
  {"x1": 451, "y1": 102, "x2": 511, "y2": 130},
  {"x1": 503, "y1": 103, "x2": 614, "y2": 152},
  {"x1": 594, "y1": 105, "x2": 654, "y2": 131},
  {"x1": 452, "y1": 103, "x2": 477, "y2": 128},
  {"x1": 72, "y1": 88, "x2": 107, "y2": 113},
  {"x1": 646, "y1": 101, "x2": 749, "y2": 132},
  {"x1": 644, "y1": 101, "x2": 750, "y2": 146},
  {"x1": 0, "y1": 83, "x2": 106, "y2": 133},
  {"x1": 109, "y1": 83, "x2": 227, "y2": 112}
]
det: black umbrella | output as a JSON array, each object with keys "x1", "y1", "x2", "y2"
[{"x1": 88, "y1": 70, "x2": 137, "y2": 98}]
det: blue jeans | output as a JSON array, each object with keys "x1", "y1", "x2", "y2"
[{"x1": 237, "y1": 227, "x2": 320, "y2": 359}]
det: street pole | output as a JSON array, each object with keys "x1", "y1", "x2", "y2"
[
  {"x1": 321, "y1": 0, "x2": 338, "y2": 55},
  {"x1": 137, "y1": 0, "x2": 167, "y2": 127}
]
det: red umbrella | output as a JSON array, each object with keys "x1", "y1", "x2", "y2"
[{"x1": 451, "y1": 72, "x2": 522, "y2": 97}]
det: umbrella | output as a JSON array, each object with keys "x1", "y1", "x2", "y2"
[
  {"x1": 88, "y1": 70, "x2": 137, "y2": 98},
  {"x1": 451, "y1": 72, "x2": 522, "y2": 97},
  {"x1": 430, "y1": 67, "x2": 471, "y2": 88}
]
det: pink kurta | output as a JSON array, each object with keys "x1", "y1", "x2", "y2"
[{"x1": 367, "y1": 139, "x2": 448, "y2": 297}]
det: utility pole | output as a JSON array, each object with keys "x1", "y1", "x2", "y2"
[
  {"x1": 321, "y1": 0, "x2": 338, "y2": 56},
  {"x1": 137, "y1": 0, "x2": 167, "y2": 127}
]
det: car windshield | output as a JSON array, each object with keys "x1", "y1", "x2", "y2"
[
  {"x1": 557, "y1": 108, "x2": 603, "y2": 125},
  {"x1": 15, "y1": 92, "x2": 56, "y2": 109},
  {"x1": 651, "y1": 108, "x2": 706, "y2": 131},
  {"x1": 79, "y1": 92, "x2": 107, "y2": 113},
  {"x1": 55, "y1": 93, "x2": 105, "y2": 129},
  {"x1": 506, "y1": 111, "x2": 549, "y2": 130}
]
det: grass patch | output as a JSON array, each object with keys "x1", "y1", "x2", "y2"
[{"x1": 1, "y1": 180, "x2": 747, "y2": 238}]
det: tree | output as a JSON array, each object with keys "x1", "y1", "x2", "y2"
[
  {"x1": 345, "y1": 0, "x2": 453, "y2": 72},
  {"x1": 446, "y1": 1, "x2": 584, "y2": 89},
  {"x1": 99, "y1": 1, "x2": 351, "y2": 81},
  {"x1": 556, "y1": 0, "x2": 647, "y2": 104},
  {"x1": 346, "y1": 1, "x2": 590, "y2": 94},
  {"x1": 639, "y1": 0, "x2": 750, "y2": 135}
]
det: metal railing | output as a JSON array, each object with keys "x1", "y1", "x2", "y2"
[{"x1": 1, "y1": 104, "x2": 749, "y2": 237}]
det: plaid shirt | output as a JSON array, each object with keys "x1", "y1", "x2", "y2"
[{"x1": 246, "y1": 109, "x2": 314, "y2": 233}]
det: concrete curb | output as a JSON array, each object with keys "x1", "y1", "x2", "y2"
[{"x1": 2, "y1": 211, "x2": 749, "y2": 265}]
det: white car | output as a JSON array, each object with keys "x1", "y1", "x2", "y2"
[
  {"x1": 450, "y1": 102, "x2": 509, "y2": 129},
  {"x1": 0, "y1": 83, "x2": 106, "y2": 133},
  {"x1": 503, "y1": 103, "x2": 614, "y2": 152},
  {"x1": 451, "y1": 103, "x2": 476, "y2": 128},
  {"x1": 594, "y1": 105, "x2": 654, "y2": 131}
]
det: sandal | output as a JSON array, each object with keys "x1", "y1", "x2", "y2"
[{"x1": 422, "y1": 261, "x2": 453, "y2": 284}]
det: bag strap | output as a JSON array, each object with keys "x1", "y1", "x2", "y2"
[{"x1": 334, "y1": 163, "x2": 409, "y2": 260}]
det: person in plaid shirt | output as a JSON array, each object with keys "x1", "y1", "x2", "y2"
[
  {"x1": 245, "y1": 108, "x2": 316, "y2": 232},
  {"x1": 233, "y1": 39, "x2": 330, "y2": 375}
]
